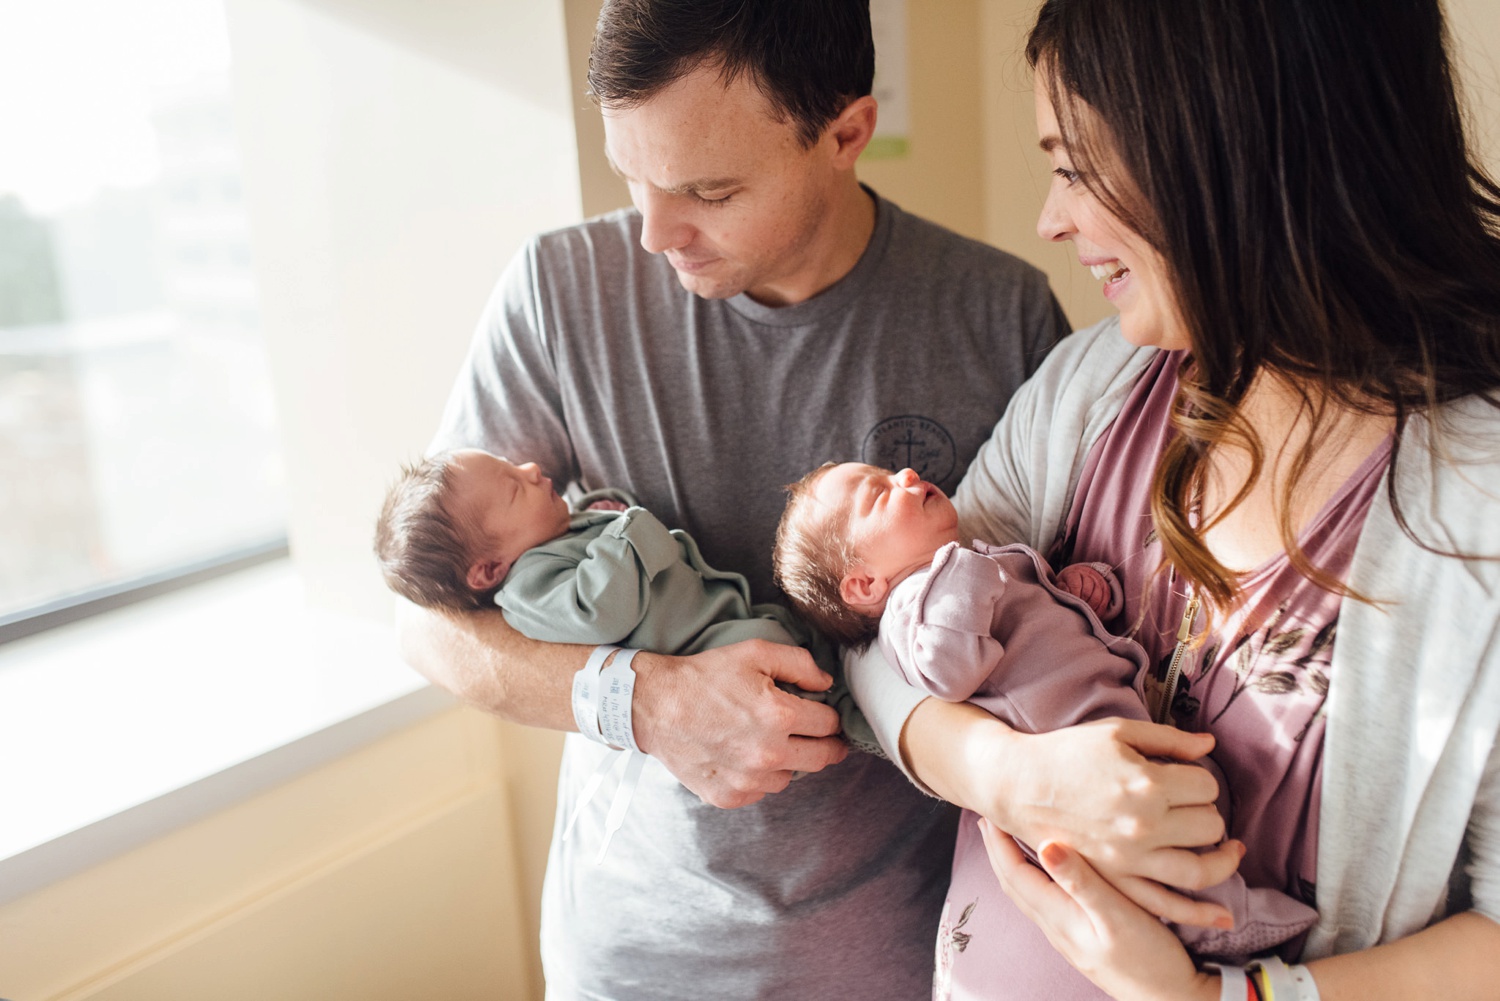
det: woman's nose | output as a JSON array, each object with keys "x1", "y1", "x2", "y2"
[{"x1": 1037, "y1": 186, "x2": 1075, "y2": 243}]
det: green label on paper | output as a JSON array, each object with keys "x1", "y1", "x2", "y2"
[{"x1": 862, "y1": 136, "x2": 910, "y2": 160}]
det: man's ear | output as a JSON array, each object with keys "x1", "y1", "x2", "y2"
[
  {"x1": 839, "y1": 564, "x2": 889, "y2": 609},
  {"x1": 467, "y1": 559, "x2": 509, "y2": 592},
  {"x1": 826, "y1": 94, "x2": 877, "y2": 168}
]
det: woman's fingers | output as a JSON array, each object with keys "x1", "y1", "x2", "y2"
[
  {"x1": 984, "y1": 822, "x2": 1236, "y2": 932},
  {"x1": 979, "y1": 818, "x2": 1080, "y2": 931},
  {"x1": 1135, "y1": 838, "x2": 1244, "y2": 892},
  {"x1": 1114, "y1": 719, "x2": 1217, "y2": 768},
  {"x1": 1149, "y1": 758, "x2": 1224, "y2": 811},
  {"x1": 1110, "y1": 873, "x2": 1234, "y2": 929}
]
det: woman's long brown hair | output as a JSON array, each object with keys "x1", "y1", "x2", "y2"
[{"x1": 1027, "y1": 0, "x2": 1500, "y2": 613}]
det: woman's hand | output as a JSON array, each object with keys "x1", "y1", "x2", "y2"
[
  {"x1": 980, "y1": 818, "x2": 1222, "y2": 1001},
  {"x1": 902, "y1": 703, "x2": 1241, "y2": 926}
]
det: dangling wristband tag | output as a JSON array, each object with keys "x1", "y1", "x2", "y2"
[{"x1": 566, "y1": 645, "x2": 645, "y2": 862}]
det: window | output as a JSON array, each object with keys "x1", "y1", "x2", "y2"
[{"x1": 0, "y1": 0, "x2": 286, "y2": 635}]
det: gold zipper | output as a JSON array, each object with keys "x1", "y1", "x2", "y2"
[{"x1": 1155, "y1": 590, "x2": 1201, "y2": 725}]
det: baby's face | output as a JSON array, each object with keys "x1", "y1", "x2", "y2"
[
  {"x1": 447, "y1": 449, "x2": 571, "y2": 569},
  {"x1": 814, "y1": 463, "x2": 961, "y2": 601}
]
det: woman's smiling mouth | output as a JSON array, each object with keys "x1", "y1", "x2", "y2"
[{"x1": 1089, "y1": 260, "x2": 1129, "y2": 283}]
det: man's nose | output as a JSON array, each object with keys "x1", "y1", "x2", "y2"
[{"x1": 636, "y1": 189, "x2": 693, "y2": 254}]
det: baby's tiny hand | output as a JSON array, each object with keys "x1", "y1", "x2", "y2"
[
  {"x1": 587, "y1": 499, "x2": 630, "y2": 512},
  {"x1": 1056, "y1": 562, "x2": 1123, "y2": 620}
]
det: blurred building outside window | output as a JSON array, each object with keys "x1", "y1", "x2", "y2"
[{"x1": 0, "y1": 0, "x2": 287, "y2": 635}]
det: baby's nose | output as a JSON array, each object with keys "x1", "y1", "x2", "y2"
[{"x1": 894, "y1": 468, "x2": 919, "y2": 488}]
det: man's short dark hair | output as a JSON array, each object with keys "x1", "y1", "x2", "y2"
[{"x1": 588, "y1": 0, "x2": 875, "y2": 147}]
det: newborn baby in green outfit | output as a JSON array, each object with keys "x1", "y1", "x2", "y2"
[{"x1": 374, "y1": 449, "x2": 872, "y2": 751}]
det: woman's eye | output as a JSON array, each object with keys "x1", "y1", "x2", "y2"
[{"x1": 1053, "y1": 166, "x2": 1080, "y2": 185}]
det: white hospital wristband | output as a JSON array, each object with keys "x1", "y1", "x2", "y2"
[
  {"x1": 571, "y1": 644, "x2": 619, "y2": 745},
  {"x1": 596, "y1": 648, "x2": 641, "y2": 752},
  {"x1": 1250, "y1": 956, "x2": 1321, "y2": 1001},
  {"x1": 1207, "y1": 963, "x2": 1252, "y2": 1001}
]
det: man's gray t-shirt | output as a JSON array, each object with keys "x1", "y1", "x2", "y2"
[{"x1": 432, "y1": 191, "x2": 1065, "y2": 1000}]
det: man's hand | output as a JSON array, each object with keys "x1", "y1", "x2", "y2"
[
  {"x1": 903, "y1": 702, "x2": 1241, "y2": 927},
  {"x1": 631, "y1": 640, "x2": 848, "y2": 808}
]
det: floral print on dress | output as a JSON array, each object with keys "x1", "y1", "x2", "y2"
[
  {"x1": 1210, "y1": 608, "x2": 1334, "y2": 734},
  {"x1": 933, "y1": 898, "x2": 975, "y2": 1001},
  {"x1": 1175, "y1": 601, "x2": 1335, "y2": 742}
]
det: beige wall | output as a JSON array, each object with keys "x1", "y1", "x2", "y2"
[
  {"x1": 3, "y1": 707, "x2": 537, "y2": 1001},
  {"x1": 853, "y1": 2, "x2": 988, "y2": 243},
  {"x1": 979, "y1": 0, "x2": 1109, "y2": 330},
  {"x1": 1450, "y1": 0, "x2": 1500, "y2": 173}
]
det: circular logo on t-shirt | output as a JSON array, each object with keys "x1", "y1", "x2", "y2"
[{"x1": 862, "y1": 415, "x2": 957, "y2": 487}]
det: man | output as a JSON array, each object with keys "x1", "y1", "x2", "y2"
[{"x1": 400, "y1": 1, "x2": 1067, "y2": 996}]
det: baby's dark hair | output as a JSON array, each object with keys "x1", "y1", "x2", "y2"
[
  {"x1": 773, "y1": 463, "x2": 881, "y2": 647},
  {"x1": 374, "y1": 453, "x2": 488, "y2": 611}
]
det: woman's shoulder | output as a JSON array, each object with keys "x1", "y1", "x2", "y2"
[
  {"x1": 954, "y1": 317, "x2": 1158, "y2": 550},
  {"x1": 1351, "y1": 393, "x2": 1500, "y2": 569},
  {"x1": 1026, "y1": 316, "x2": 1157, "y2": 411},
  {"x1": 1387, "y1": 396, "x2": 1500, "y2": 556},
  {"x1": 1422, "y1": 395, "x2": 1500, "y2": 459}
]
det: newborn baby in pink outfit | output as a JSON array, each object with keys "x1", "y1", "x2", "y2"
[{"x1": 773, "y1": 461, "x2": 1317, "y2": 963}]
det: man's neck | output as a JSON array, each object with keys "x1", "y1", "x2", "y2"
[{"x1": 744, "y1": 181, "x2": 876, "y2": 307}]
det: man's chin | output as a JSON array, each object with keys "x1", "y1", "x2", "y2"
[{"x1": 672, "y1": 267, "x2": 743, "y2": 300}]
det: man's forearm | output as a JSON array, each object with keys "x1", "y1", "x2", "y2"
[
  {"x1": 395, "y1": 597, "x2": 586, "y2": 731},
  {"x1": 396, "y1": 599, "x2": 849, "y2": 806}
]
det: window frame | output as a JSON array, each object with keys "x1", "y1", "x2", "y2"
[{"x1": 0, "y1": 535, "x2": 288, "y2": 645}]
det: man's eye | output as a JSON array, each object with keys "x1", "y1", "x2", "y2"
[{"x1": 693, "y1": 191, "x2": 732, "y2": 206}]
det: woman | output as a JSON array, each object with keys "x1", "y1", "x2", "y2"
[{"x1": 852, "y1": 1, "x2": 1500, "y2": 997}]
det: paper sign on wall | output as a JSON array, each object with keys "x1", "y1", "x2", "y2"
[{"x1": 866, "y1": 0, "x2": 910, "y2": 159}]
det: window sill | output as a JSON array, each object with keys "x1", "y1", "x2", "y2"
[{"x1": 0, "y1": 559, "x2": 452, "y2": 906}]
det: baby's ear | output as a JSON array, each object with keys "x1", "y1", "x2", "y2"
[
  {"x1": 839, "y1": 566, "x2": 888, "y2": 609},
  {"x1": 467, "y1": 559, "x2": 509, "y2": 592}
]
